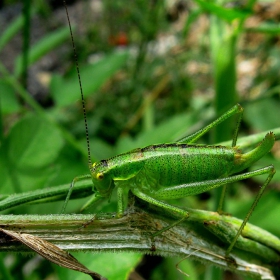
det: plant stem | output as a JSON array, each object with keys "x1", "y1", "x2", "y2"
[{"x1": 0, "y1": 199, "x2": 279, "y2": 279}]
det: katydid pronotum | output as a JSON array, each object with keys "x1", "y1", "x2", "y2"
[{"x1": 61, "y1": 2, "x2": 275, "y2": 258}]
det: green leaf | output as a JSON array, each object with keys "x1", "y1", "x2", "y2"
[
  {"x1": 244, "y1": 99, "x2": 280, "y2": 131},
  {"x1": 14, "y1": 27, "x2": 71, "y2": 76},
  {"x1": 0, "y1": 114, "x2": 65, "y2": 194},
  {"x1": 49, "y1": 144, "x2": 89, "y2": 186},
  {"x1": 0, "y1": 79, "x2": 20, "y2": 114},
  {"x1": 116, "y1": 111, "x2": 198, "y2": 154},
  {"x1": 0, "y1": 145, "x2": 59, "y2": 195},
  {"x1": 55, "y1": 252, "x2": 143, "y2": 280},
  {"x1": 90, "y1": 138, "x2": 114, "y2": 161},
  {"x1": 0, "y1": 9, "x2": 35, "y2": 51},
  {"x1": 230, "y1": 190, "x2": 280, "y2": 238},
  {"x1": 151, "y1": 257, "x2": 198, "y2": 280},
  {"x1": 7, "y1": 114, "x2": 64, "y2": 170},
  {"x1": 246, "y1": 22, "x2": 280, "y2": 34},
  {"x1": 195, "y1": 0, "x2": 250, "y2": 22},
  {"x1": 50, "y1": 50, "x2": 129, "y2": 107}
]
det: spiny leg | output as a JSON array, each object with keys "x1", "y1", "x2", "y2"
[
  {"x1": 226, "y1": 165, "x2": 275, "y2": 256},
  {"x1": 131, "y1": 188, "x2": 190, "y2": 247},
  {"x1": 217, "y1": 106, "x2": 243, "y2": 213},
  {"x1": 60, "y1": 174, "x2": 92, "y2": 213},
  {"x1": 177, "y1": 104, "x2": 243, "y2": 144},
  {"x1": 231, "y1": 104, "x2": 243, "y2": 147},
  {"x1": 151, "y1": 167, "x2": 274, "y2": 200},
  {"x1": 132, "y1": 165, "x2": 274, "y2": 253}
]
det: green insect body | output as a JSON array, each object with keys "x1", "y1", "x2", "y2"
[
  {"x1": 91, "y1": 129, "x2": 274, "y2": 218},
  {"x1": 92, "y1": 145, "x2": 236, "y2": 198},
  {"x1": 96, "y1": 145, "x2": 234, "y2": 183},
  {"x1": 62, "y1": 103, "x2": 275, "y2": 256},
  {"x1": 61, "y1": 98, "x2": 275, "y2": 256}
]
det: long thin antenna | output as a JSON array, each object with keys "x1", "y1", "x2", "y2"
[{"x1": 62, "y1": 1, "x2": 93, "y2": 171}]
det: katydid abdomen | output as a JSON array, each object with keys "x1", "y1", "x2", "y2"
[
  {"x1": 142, "y1": 144, "x2": 235, "y2": 187},
  {"x1": 108, "y1": 144, "x2": 235, "y2": 188},
  {"x1": 98, "y1": 132, "x2": 274, "y2": 200}
]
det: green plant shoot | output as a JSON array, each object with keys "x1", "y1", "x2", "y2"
[{"x1": 61, "y1": 2, "x2": 275, "y2": 258}]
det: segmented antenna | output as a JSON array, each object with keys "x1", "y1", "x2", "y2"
[{"x1": 62, "y1": 1, "x2": 93, "y2": 171}]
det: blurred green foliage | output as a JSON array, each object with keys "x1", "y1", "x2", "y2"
[{"x1": 0, "y1": 0, "x2": 280, "y2": 279}]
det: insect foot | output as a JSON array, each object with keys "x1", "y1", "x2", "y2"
[
  {"x1": 149, "y1": 215, "x2": 189, "y2": 251},
  {"x1": 150, "y1": 240, "x2": 156, "y2": 252},
  {"x1": 225, "y1": 255, "x2": 238, "y2": 268}
]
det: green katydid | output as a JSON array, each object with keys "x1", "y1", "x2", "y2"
[{"x1": 61, "y1": 2, "x2": 275, "y2": 257}]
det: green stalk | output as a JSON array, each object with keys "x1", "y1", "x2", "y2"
[
  {"x1": 210, "y1": 16, "x2": 239, "y2": 212},
  {"x1": 209, "y1": 0, "x2": 257, "y2": 215},
  {"x1": 207, "y1": 3, "x2": 254, "y2": 279},
  {"x1": 0, "y1": 180, "x2": 92, "y2": 211},
  {"x1": 0, "y1": 10, "x2": 35, "y2": 52},
  {"x1": 21, "y1": 0, "x2": 31, "y2": 90},
  {"x1": 0, "y1": 200, "x2": 279, "y2": 279}
]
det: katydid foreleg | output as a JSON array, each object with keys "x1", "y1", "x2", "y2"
[{"x1": 61, "y1": 174, "x2": 92, "y2": 214}]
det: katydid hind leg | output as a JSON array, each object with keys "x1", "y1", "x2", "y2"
[
  {"x1": 226, "y1": 165, "x2": 275, "y2": 256},
  {"x1": 147, "y1": 166, "x2": 273, "y2": 200},
  {"x1": 177, "y1": 104, "x2": 243, "y2": 144},
  {"x1": 132, "y1": 165, "x2": 274, "y2": 255},
  {"x1": 217, "y1": 104, "x2": 243, "y2": 212}
]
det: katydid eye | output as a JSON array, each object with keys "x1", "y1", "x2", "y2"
[{"x1": 96, "y1": 173, "x2": 104, "y2": 180}]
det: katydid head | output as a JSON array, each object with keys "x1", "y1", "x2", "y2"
[{"x1": 91, "y1": 160, "x2": 115, "y2": 198}]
